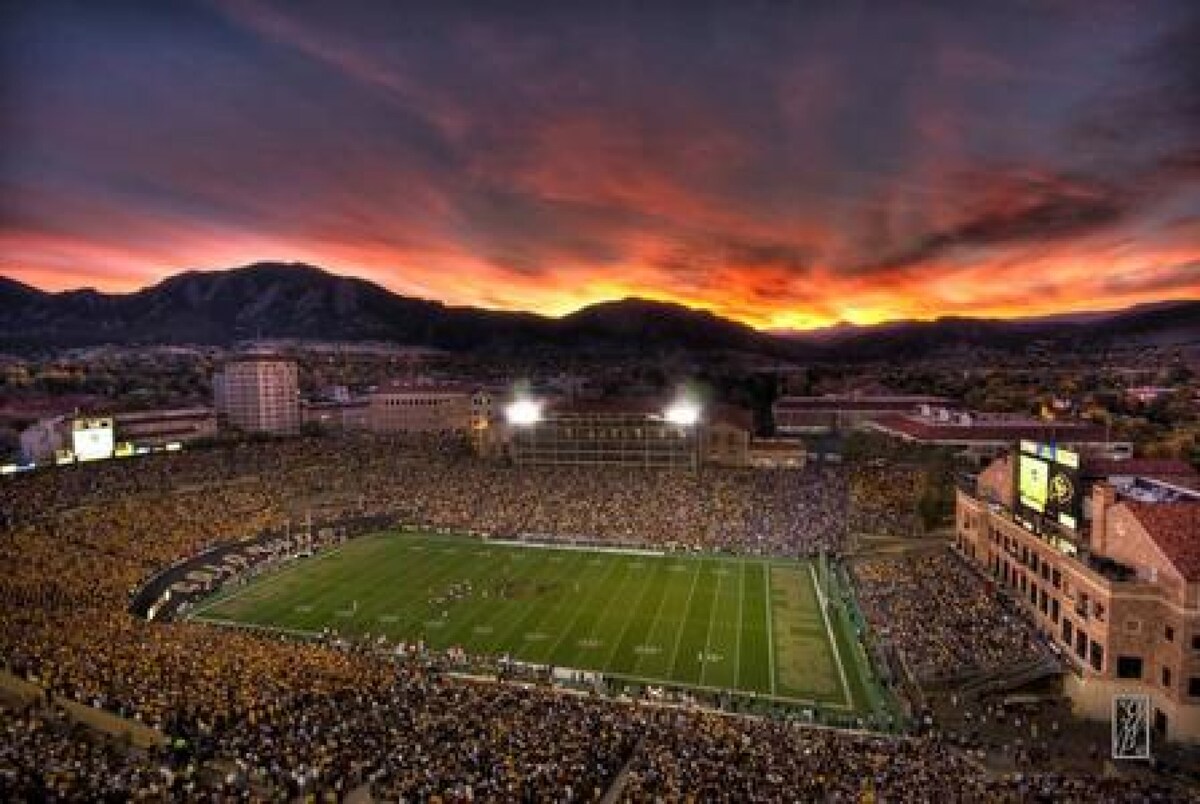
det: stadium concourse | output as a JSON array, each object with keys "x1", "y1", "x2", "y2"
[{"x1": 1, "y1": 436, "x2": 1194, "y2": 801}]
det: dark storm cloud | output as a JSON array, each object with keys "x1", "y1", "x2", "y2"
[
  {"x1": 1068, "y1": 6, "x2": 1200, "y2": 179},
  {"x1": 859, "y1": 172, "x2": 1132, "y2": 273}
]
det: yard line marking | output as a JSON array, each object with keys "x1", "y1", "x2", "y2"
[
  {"x1": 765, "y1": 562, "x2": 777, "y2": 696},
  {"x1": 628, "y1": 563, "x2": 678, "y2": 677},
  {"x1": 699, "y1": 559, "x2": 724, "y2": 687},
  {"x1": 543, "y1": 554, "x2": 625, "y2": 663},
  {"x1": 602, "y1": 558, "x2": 664, "y2": 672},
  {"x1": 480, "y1": 549, "x2": 590, "y2": 656},
  {"x1": 734, "y1": 560, "x2": 745, "y2": 690},
  {"x1": 811, "y1": 563, "x2": 851, "y2": 708},
  {"x1": 666, "y1": 561, "x2": 704, "y2": 681}
]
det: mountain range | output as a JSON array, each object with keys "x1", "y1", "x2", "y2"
[{"x1": 1, "y1": 262, "x2": 1197, "y2": 359}]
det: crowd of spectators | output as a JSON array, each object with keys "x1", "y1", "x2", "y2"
[
  {"x1": 622, "y1": 707, "x2": 1188, "y2": 802},
  {"x1": 848, "y1": 464, "x2": 923, "y2": 538},
  {"x1": 1, "y1": 437, "x2": 1191, "y2": 801},
  {"x1": 4, "y1": 437, "x2": 854, "y2": 557},
  {"x1": 851, "y1": 549, "x2": 1049, "y2": 685}
]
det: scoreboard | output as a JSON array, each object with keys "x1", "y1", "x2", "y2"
[
  {"x1": 1016, "y1": 440, "x2": 1081, "y2": 531},
  {"x1": 72, "y1": 417, "x2": 115, "y2": 462}
]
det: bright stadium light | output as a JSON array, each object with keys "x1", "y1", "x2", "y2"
[
  {"x1": 664, "y1": 400, "x2": 701, "y2": 427},
  {"x1": 505, "y1": 397, "x2": 542, "y2": 426}
]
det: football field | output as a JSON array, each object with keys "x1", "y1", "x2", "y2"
[{"x1": 193, "y1": 531, "x2": 872, "y2": 709}]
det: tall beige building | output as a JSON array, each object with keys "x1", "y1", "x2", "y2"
[{"x1": 213, "y1": 355, "x2": 300, "y2": 434}]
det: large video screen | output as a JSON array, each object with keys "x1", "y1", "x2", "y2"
[
  {"x1": 1018, "y1": 453, "x2": 1050, "y2": 512},
  {"x1": 1017, "y1": 440, "x2": 1081, "y2": 530},
  {"x1": 72, "y1": 418, "x2": 115, "y2": 462}
]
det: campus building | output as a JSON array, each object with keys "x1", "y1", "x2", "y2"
[
  {"x1": 870, "y1": 408, "x2": 1132, "y2": 462},
  {"x1": 108, "y1": 407, "x2": 217, "y2": 449},
  {"x1": 773, "y1": 394, "x2": 950, "y2": 434},
  {"x1": 955, "y1": 453, "x2": 1200, "y2": 743},
  {"x1": 364, "y1": 380, "x2": 473, "y2": 434},
  {"x1": 20, "y1": 407, "x2": 218, "y2": 463},
  {"x1": 213, "y1": 354, "x2": 300, "y2": 434}
]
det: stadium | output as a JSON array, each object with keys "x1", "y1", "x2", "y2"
[{"x1": 3, "y1": 390, "x2": 1198, "y2": 802}]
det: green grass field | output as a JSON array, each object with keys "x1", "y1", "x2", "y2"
[{"x1": 193, "y1": 531, "x2": 872, "y2": 709}]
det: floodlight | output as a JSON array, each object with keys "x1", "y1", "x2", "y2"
[
  {"x1": 505, "y1": 398, "x2": 542, "y2": 426},
  {"x1": 664, "y1": 401, "x2": 701, "y2": 427}
]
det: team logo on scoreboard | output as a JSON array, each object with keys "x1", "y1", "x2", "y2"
[
  {"x1": 1048, "y1": 471, "x2": 1075, "y2": 506},
  {"x1": 1112, "y1": 694, "x2": 1151, "y2": 760}
]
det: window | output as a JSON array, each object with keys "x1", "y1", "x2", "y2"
[
  {"x1": 1052, "y1": 568, "x2": 1061, "y2": 589},
  {"x1": 1192, "y1": 634, "x2": 1200, "y2": 651},
  {"x1": 1062, "y1": 619, "x2": 1073, "y2": 643},
  {"x1": 1125, "y1": 619, "x2": 1142, "y2": 635},
  {"x1": 1190, "y1": 678, "x2": 1200, "y2": 698},
  {"x1": 1116, "y1": 656, "x2": 1144, "y2": 680},
  {"x1": 1089, "y1": 641, "x2": 1103, "y2": 672},
  {"x1": 1051, "y1": 598, "x2": 1060, "y2": 623},
  {"x1": 1075, "y1": 630, "x2": 1087, "y2": 659},
  {"x1": 1162, "y1": 666, "x2": 1172, "y2": 688},
  {"x1": 1165, "y1": 626, "x2": 1174, "y2": 643}
]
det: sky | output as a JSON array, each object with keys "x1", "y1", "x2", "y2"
[{"x1": 2, "y1": 0, "x2": 1198, "y2": 330}]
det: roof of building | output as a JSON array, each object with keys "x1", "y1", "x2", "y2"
[
  {"x1": 709, "y1": 404, "x2": 753, "y2": 431},
  {"x1": 372, "y1": 380, "x2": 475, "y2": 395},
  {"x1": 545, "y1": 397, "x2": 752, "y2": 430},
  {"x1": 221, "y1": 352, "x2": 292, "y2": 365},
  {"x1": 300, "y1": 399, "x2": 369, "y2": 410},
  {"x1": 870, "y1": 413, "x2": 1110, "y2": 444},
  {"x1": 110, "y1": 407, "x2": 216, "y2": 423},
  {"x1": 548, "y1": 397, "x2": 663, "y2": 416},
  {"x1": 1084, "y1": 458, "x2": 1199, "y2": 483},
  {"x1": 1125, "y1": 501, "x2": 1200, "y2": 582},
  {"x1": 773, "y1": 394, "x2": 950, "y2": 412},
  {"x1": 749, "y1": 438, "x2": 805, "y2": 453}
]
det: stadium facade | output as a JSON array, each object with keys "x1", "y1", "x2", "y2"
[
  {"x1": 507, "y1": 398, "x2": 703, "y2": 468},
  {"x1": 956, "y1": 453, "x2": 1200, "y2": 743}
]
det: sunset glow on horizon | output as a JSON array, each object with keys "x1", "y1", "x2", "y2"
[{"x1": 2, "y1": 1, "x2": 1197, "y2": 330}]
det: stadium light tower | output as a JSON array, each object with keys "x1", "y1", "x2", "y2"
[
  {"x1": 505, "y1": 397, "x2": 542, "y2": 426},
  {"x1": 664, "y1": 399, "x2": 701, "y2": 427}
]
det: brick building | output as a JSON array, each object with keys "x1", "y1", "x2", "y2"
[
  {"x1": 956, "y1": 454, "x2": 1200, "y2": 743},
  {"x1": 364, "y1": 381, "x2": 473, "y2": 434}
]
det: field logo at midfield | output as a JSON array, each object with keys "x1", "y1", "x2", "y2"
[{"x1": 1112, "y1": 694, "x2": 1151, "y2": 760}]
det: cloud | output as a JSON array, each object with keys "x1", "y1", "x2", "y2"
[
  {"x1": 1, "y1": 1, "x2": 1198, "y2": 329},
  {"x1": 855, "y1": 171, "x2": 1131, "y2": 272}
]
